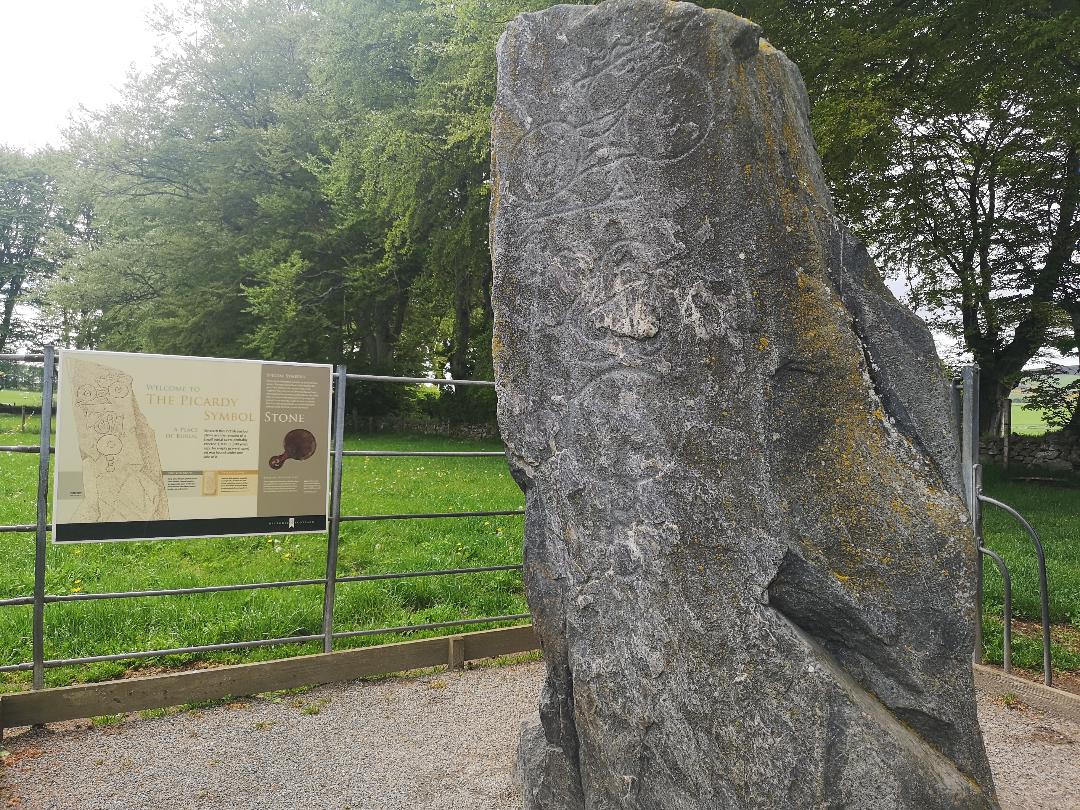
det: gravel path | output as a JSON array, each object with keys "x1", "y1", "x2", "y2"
[{"x1": 2, "y1": 661, "x2": 1077, "y2": 809}]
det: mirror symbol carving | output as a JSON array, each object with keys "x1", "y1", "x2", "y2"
[{"x1": 269, "y1": 428, "x2": 317, "y2": 469}]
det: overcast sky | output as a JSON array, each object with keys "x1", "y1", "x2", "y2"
[{"x1": 1, "y1": 0, "x2": 178, "y2": 152}]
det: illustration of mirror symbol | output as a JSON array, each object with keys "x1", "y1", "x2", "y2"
[
  {"x1": 96, "y1": 434, "x2": 123, "y2": 471},
  {"x1": 269, "y1": 429, "x2": 317, "y2": 470},
  {"x1": 288, "y1": 517, "x2": 295, "y2": 529}
]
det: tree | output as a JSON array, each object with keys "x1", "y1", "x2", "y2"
[
  {"x1": 56, "y1": 0, "x2": 322, "y2": 358},
  {"x1": 0, "y1": 148, "x2": 72, "y2": 353},
  {"x1": 728, "y1": 0, "x2": 1080, "y2": 432},
  {"x1": 1024, "y1": 364, "x2": 1080, "y2": 434},
  {"x1": 309, "y1": 0, "x2": 558, "y2": 385}
]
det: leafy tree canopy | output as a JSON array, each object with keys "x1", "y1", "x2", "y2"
[{"x1": 14, "y1": 0, "x2": 1079, "y2": 431}]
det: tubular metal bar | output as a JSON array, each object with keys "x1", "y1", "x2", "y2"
[
  {"x1": 331, "y1": 613, "x2": 530, "y2": 641},
  {"x1": 0, "y1": 524, "x2": 38, "y2": 533},
  {"x1": 32, "y1": 346, "x2": 54, "y2": 691},
  {"x1": 340, "y1": 509, "x2": 524, "y2": 522},
  {"x1": 337, "y1": 564, "x2": 522, "y2": 585},
  {"x1": 0, "y1": 446, "x2": 53, "y2": 453},
  {"x1": 0, "y1": 633, "x2": 327, "y2": 672},
  {"x1": 950, "y1": 377, "x2": 963, "y2": 455},
  {"x1": 343, "y1": 450, "x2": 505, "y2": 458},
  {"x1": 962, "y1": 366, "x2": 981, "y2": 664},
  {"x1": 979, "y1": 546, "x2": 1012, "y2": 673},
  {"x1": 346, "y1": 373, "x2": 494, "y2": 388},
  {"x1": 0, "y1": 354, "x2": 44, "y2": 362},
  {"x1": 322, "y1": 366, "x2": 348, "y2": 653},
  {"x1": 978, "y1": 493, "x2": 1053, "y2": 687},
  {"x1": 0, "y1": 565, "x2": 524, "y2": 609},
  {"x1": 0, "y1": 614, "x2": 531, "y2": 673},
  {"x1": 13, "y1": 578, "x2": 329, "y2": 605}
]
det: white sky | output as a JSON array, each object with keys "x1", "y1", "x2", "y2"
[{"x1": 1, "y1": 0, "x2": 178, "y2": 152}]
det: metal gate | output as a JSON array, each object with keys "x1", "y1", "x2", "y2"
[{"x1": 0, "y1": 347, "x2": 527, "y2": 694}]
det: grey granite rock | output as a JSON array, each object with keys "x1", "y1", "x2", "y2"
[{"x1": 490, "y1": 1, "x2": 998, "y2": 807}]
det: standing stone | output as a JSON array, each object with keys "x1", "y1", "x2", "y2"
[{"x1": 490, "y1": 1, "x2": 998, "y2": 808}]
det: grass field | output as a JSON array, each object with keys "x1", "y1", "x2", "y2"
[
  {"x1": 1010, "y1": 373, "x2": 1079, "y2": 435},
  {"x1": 978, "y1": 465, "x2": 1080, "y2": 673},
  {"x1": 0, "y1": 411, "x2": 1076, "y2": 691},
  {"x1": 0, "y1": 390, "x2": 42, "y2": 408},
  {"x1": 0, "y1": 415, "x2": 526, "y2": 691},
  {"x1": 1010, "y1": 400, "x2": 1050, "y2": 435}
]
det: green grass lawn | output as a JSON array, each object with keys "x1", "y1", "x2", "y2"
[
  {"x1": 1010, "y1": 400, "x2": 1051, "y2": 435},
  {"x1": 978, "y1": 464, "x2": 1080, "y2": 674},
  {"x1": 0, "y1": 390, "x2": 42, "y2": 408},
  {"x1": 0, "y1": 408, "x2": 1076, "y2": 691},
  {"x1": 1009, "y1": 373, "x2": 1079, "y2": 435},
  {"x1": 0, "y1": 415, "x2": 526, "y2": 690}
]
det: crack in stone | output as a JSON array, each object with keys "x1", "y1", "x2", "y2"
[{"x1": 765, "y1": 596, "x2": 991, "y2": 803}]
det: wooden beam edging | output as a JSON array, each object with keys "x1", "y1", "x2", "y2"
[
  {"x1": 0, "y1": 624, "x2": 539, "y2": 733},
  {"x1": 974, "y1": 663, "x2": 1080, "y2": 724}
]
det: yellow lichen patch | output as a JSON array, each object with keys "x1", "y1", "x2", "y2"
[
  {"x1": 784, "y1": 274, "x2": 915, "y2": 583},
  {"x1": 744, "y1": 163, "x2": 753, "y2": 180},
  {"x1": 758, "y1": 336, "x2": 770, "y2": 352},
  {"x1": 873, "y1": 408, "x2": 885, "y2": 421},
  {"x1": 782, "y1": 118, "x2": 801, "y2": 162},
  {"x1": 491, "y1": 334, "x2": 504, "y2": 362}
]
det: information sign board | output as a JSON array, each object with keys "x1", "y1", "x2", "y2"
[{"x1": 53, "y1": 350, "x2": 332, "y2": 542}]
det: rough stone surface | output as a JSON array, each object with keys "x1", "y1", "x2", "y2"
[{"x1": 490, "y1": 1, "x2": 998, "y2": 807}]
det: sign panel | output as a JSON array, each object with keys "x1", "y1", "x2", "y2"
[{"x1": 53, "y1": 350, "x2": 332, "y2": 542}]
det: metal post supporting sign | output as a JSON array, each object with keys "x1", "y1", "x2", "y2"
[
  {"x1": 32, "y1": 345, "x2": 55, "y2": 690},
  {"x1": 322, "y1": 365, "x2": 347, "y2": 653}
]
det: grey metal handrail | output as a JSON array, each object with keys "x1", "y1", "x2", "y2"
[
  {"x1": 978, "y1": 546, "x2": 1012, "y2": 673},
  {"x1": 0, "y1": 565, "x2": 524, "y2": 608},
  {"x1": 345, "y1": 373, "x2": 494, "y2": 387},
  {"x1": 977, "y1": 492, "x2": 1052, "y2": 686}
]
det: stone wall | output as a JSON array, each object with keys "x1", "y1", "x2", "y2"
[{"x1": 981, "y1": 432, "x2": 1080, "y2": 472}]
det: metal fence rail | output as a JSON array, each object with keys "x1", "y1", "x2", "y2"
[{"x1": 0, "y1": 350, "x2": 525, "y2": 688}]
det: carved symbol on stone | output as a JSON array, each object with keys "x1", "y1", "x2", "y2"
[
  {"x1": 509, "y1": 122, "x2": 583, "y2": 201},
  {"x1": 624, "y1": 66, "x2": 713, "y2": 161},
  {"x1": 585, "y1": 243, "x2": 662, "y2": 340}
]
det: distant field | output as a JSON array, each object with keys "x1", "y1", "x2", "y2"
[
  {"x1": 1010, "y1": 373, "x2": 1079, "y2": 436},
  {"x1": 0, "y1": 390, "x2": 42, "y2": 408},
  {"x1": 1010, "y1": 400, "x2": 1050, "y2": 435}
]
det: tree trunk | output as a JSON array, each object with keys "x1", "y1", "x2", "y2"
[
  {"x1": 976, "y1": 367, "x2": 1013, "y2": 436},
  {"x1": 1068, "y1": 304, "x2": 1080, "y2": 435},
  {"x1": 0, "y1": 272, "x2": 25, "y2": 356},
  {"x1": 449, "y1": 272, "x2": 472, "y2": 380}
]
